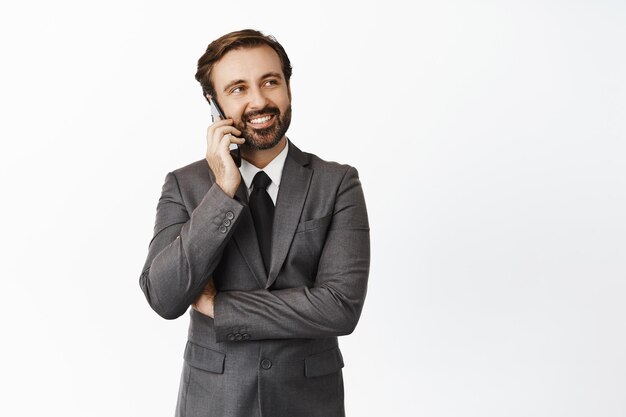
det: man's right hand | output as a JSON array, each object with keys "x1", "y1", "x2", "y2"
[
  {"x1": 205, "y1": 118, "x2": 245, "y2": 198},
  {"x1": 192, "y1": 278, "x2": 217, "y2": 318}
]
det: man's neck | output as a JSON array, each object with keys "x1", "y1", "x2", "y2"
[{"x1": 240, "y1": 137, "x2": 287, "y2": 169}]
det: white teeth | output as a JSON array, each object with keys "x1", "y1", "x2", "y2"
[{"x1": 249, "y1": 115, "x2": 271, "y2": 124}]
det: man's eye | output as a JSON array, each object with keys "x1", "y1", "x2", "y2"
[
  {"x1": 264, "y1": 79, "x2": 278, "y2": 87},
  {"x1": 231, "y1": 86, "x2": 244, "y2": 94}
]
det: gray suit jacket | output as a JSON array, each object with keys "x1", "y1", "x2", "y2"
[{"x1": 140, "y1": 141, "x2": 370, "y2": 417}]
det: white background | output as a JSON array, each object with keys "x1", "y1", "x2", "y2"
[{"x1": 1, "y1": 1, "x2": 625, "y2": 416}]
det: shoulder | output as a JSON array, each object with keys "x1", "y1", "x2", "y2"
[
  {"x1": 158, "y1": 160, "x2": 213, "y2": 204},
  {"x1": 290, "y1": 142, "x2": 359, "y2": 182},
  {"x1": 168, "y1": 159, "x2": 213, "y2": 184},
  {"x1": 170, "y1": 159, "x2": 210, "y2": 176}
]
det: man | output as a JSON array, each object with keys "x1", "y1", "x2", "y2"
[{"x1": 139, "y1": 29, "x2": 370, "y2": 417}]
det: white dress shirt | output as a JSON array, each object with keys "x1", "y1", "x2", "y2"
[{"x1": 238, "y1": 140, "x2": 289, "y2": 205}]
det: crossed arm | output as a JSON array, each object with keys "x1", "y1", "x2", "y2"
[{"x1": 140, "y1": 166, "x2": 370, "y2": 342}]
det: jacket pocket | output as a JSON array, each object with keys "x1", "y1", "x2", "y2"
[
  {"x1": 295, "y1": 213, "x2": 332, "y2": 233},
  {"x1": 304, "y1": 346, "x2": 344, "y2": 378},
  {"x1": 183, "y1": 341, "x2": 225, "y2": 374}
]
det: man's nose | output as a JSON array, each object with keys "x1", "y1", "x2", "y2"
[{"x1": 247, "y1": 86, "x2": 269, "y2": 110}]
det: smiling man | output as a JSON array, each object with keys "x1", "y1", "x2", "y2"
[{"x1": 139, "y1": 29, "x2": 370, "y2": 417}]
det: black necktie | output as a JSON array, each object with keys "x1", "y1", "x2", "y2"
[{"x1": 249, "y1": 171, "x2": 274, "y2": 274}]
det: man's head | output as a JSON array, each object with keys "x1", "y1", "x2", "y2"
[{"x1": 195, "y1": 29, "x2": 293, "y2": 150}]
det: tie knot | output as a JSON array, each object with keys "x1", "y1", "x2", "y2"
[{"x1": 252, "y1": 171, "x2": 272, "y2": 191}]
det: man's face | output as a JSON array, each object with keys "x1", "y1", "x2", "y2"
[{"x1": 210, "y1": 45, "x2": 292, "y2": 150}]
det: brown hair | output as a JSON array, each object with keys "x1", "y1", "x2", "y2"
[{"x1": 195, "y1": 29, "x2": 293, "y2": 102}]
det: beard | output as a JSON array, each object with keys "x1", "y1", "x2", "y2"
[{"x1": 235, "y1": 105, "x2": 292, "y2": 151}]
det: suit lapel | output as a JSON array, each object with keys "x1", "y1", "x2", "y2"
[
  {"x1": 267, "y1": 142, "x2": 312, "y2": 288},
  {"x1": 231, "y1": 180, "x2": 268, "y2": 288}
]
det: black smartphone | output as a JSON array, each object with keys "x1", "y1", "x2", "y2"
[{"x1": 209, "y1": 98, "x2": 241, "y2": 167}]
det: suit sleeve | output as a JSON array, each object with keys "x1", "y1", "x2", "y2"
[
  {"x1": 139, "y1": 172, "x2": 245, "y2": 319},
  {"x1": 213, "y1": 166, "x2": 370, "y2": 342}
]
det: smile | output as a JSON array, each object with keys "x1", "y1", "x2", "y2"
[{"x1": 247, "y1": 114, "x2": 275, "y2": 129}]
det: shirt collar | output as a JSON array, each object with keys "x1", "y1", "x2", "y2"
[{"x1": 239, "y1": 140, "x2": 289, "y2": 191}]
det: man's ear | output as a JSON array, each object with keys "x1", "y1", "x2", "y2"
[
  {"x1": 205, "y1": 93, "x2": 213, "y2": 103},
  {"x1": 287, "y1": 82, "x2": 292, "y2": 101}
]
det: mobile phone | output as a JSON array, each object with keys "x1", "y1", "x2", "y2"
[{"x1": 209, "y1": 98, "x2": 241, "y2": 167}]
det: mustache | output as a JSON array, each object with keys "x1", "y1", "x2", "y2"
[{"x1": 243, "y1": 106, "x2": 280, "y2": 122}]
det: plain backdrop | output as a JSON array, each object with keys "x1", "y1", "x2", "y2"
[{"x1": 1, "y1": 1, "x2": 625, "y2": 416}]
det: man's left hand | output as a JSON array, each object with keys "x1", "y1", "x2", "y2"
[{"x1": 192, "y1": 279, "x2": 217, "y2": 318}]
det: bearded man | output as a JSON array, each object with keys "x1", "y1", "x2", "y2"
[{"x1": 140, "y1": 29, "x2": 370, "y2": 417}]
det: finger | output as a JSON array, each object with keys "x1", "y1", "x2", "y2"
[
  {"x1": 229, "y1": 135, "x2": 246, "y2": 145},
  {"x1": 221, "y1": 133, "x2": 245, "y2": 146},
  {"x1": 207, "y1": 123, "x2": 235, "y2": 155},
  {"x1": 207, "y1": 119, "x2": 234, "y2": 141},
  {"x1": 214, "y1": 125, "x2": 242, "y2": 138},
  {"x1": 218, "y1": 133, "x2": 244, "y2": 151},
  {"x1": 213, "y1": 130, "x2": 244, "y2": 153},
  {"x1": 208, "y1": 125, "x2": 240, "y2": 149},
  {"x1": 212, "y1": 118, "x2": 233, "y2": 127}
]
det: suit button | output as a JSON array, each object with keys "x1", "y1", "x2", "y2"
[
  {"x1": 234, "y1": 333, "x2": 242, "y2": 341},
  {"x1": 222, "y1": 219, "x2": 231, "y2": 227},
  {"x1": 261, "y1": 359, "x2": 272, "y2": 369},
  {"x1": 219, "y1": 226, "x2": 227, "y2": 233},
  {"x1": 242, "y1": 333, "x2": 250, "y2": 340},
  {"x1": 226, "y1": 211, "x2": 234, "y2": 220},
  {"x1": 227, "y1": 333, "x2": 235, "y2": 341}
]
